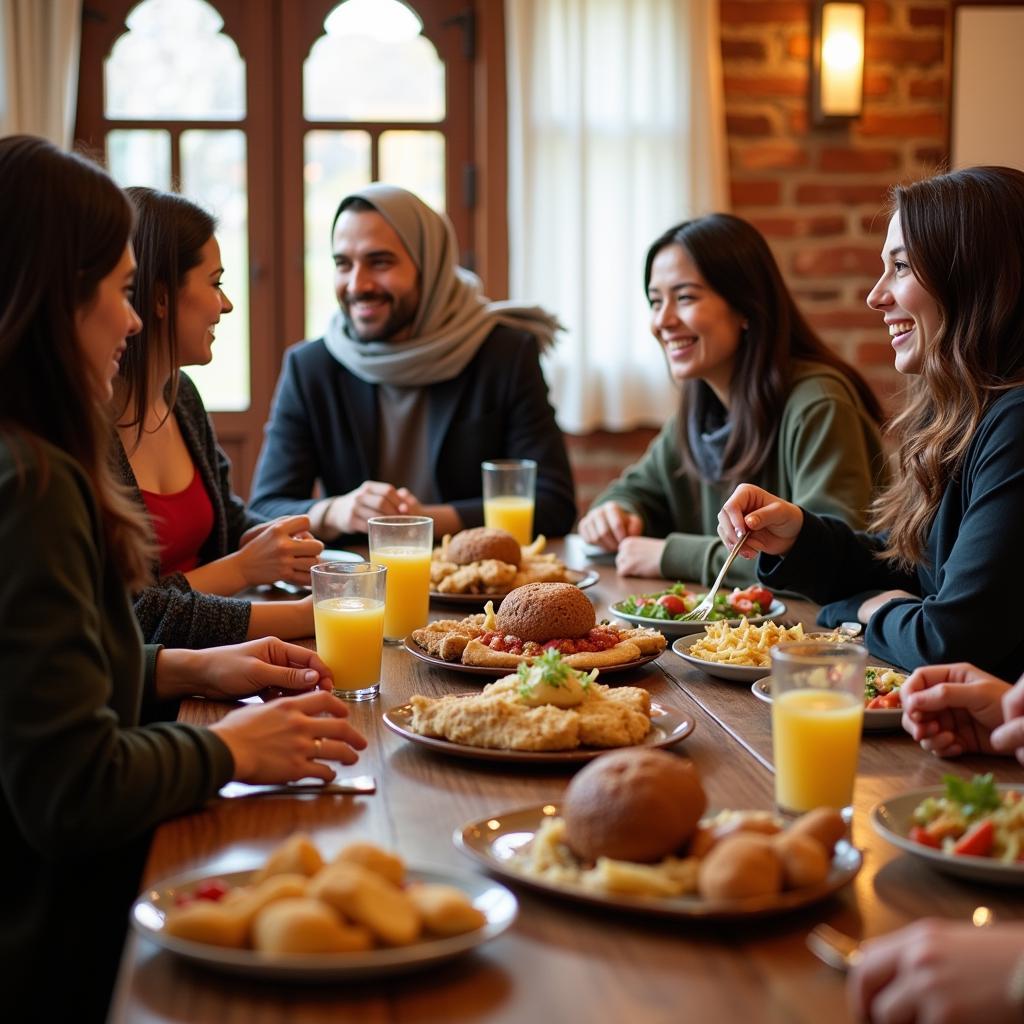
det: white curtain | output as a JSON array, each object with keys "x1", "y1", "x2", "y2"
[
  {"x1": 506, "y1": 0, "x2": 728, "y2": 433},
  {"x1": 0, "y1": 0, "x2": 82, "y2": 146}
]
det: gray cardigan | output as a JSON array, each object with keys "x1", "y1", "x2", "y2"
[{"x1": 114, "y1": 372, "x2": 263, "y2": 648}]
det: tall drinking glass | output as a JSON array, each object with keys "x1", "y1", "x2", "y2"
[
  {"x1": 311, "y1": 561, "x2": 386, "y2": 701},
  {"x1": 367, "y1": 515, "x2": 433, "y2": 643},
  {"x1": 482, "y1": 459, "x2": 536, "y2": 546},
  {"x1": 770, "y1": 641, "x2": 866, "y2": 817}
]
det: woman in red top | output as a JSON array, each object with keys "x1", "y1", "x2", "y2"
[{"x1": 114, "y1": 188, "x2": 318, "y2": 647}]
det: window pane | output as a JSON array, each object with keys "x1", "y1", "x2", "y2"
[
  {"x1": 304, "y1": 130, "x2": 372, "y2": 339},
  {"x1": 106, "y1": 129, "x2": 171, "y2": 190},
  {"x1": 180, "y1": 130, "x2": 250, "y2": 411},
  {"x1": 105, "y1": 0, "x2": 245, "y2": 121},
  {"x1": 379, "y1": 131, "x2": 445, "y2": 212},
  {"x1": 304, "y1": 0, "x2": 444, "y2": 122}
]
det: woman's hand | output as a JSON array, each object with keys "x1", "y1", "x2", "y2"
[
  {"x1": 234, "y1": 515, "x2": 323, "y2": 586},
  {"x1": 210, "y1": 689, "x2": 368, "y2": 783},
  {"x1": 578, "y1": 502, "x2": 644, "y2": 551},
  {"x1": 991, "y1": 675, "x2": 1024, "y2": 764},
  {"x1": 717, "y1": 484, "x2": 803, "y2": 559},
  {"x1": 614, "y1": 536, "x2": 665, "y2": 578},
  {"x1": 848, "y1": 919, "x2": 1024, "y2": 1024},
  {"x1": 899, "y1": 662, "x2": 1011, "y2": 757}
]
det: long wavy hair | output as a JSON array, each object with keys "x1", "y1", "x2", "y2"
[
  {"x1": 644, "y1": 213, "x2": 883, "y2": 486},
  {"x1": 115, "y1": 187, "x2": 216, "y2": 451},
  {"x1": 870, "y1": 166, "x2": 1024, "y2": 568},
  {"x1": 0, "y1": 135, "x2": 152, "y2": 588}
]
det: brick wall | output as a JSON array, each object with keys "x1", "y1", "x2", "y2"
[{"x1": 721, "y1": 0, "x2": 949, "y2": 408}]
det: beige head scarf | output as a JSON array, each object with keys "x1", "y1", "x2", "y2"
[{"x1": 322, "y1": 183, "x2": 561, "y2": 386}]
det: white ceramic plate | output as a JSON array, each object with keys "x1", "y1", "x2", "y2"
[
  {"x1": 750, "y1": 675, "x2": 905, "y2": 732},
  {"x1": 670, "y1": 634, "x2": 772, "y2": 682},
  {"x1": 456, "y1": 804, "x2": 862, "y2": 920},
  {"x1": 382, "y1": 699, "x2": 696, "y2": 763},
  {"x1": 131, "y1": 865, "x2": 517, "y2": 980},
  {"x1": 611, "y1": 599, "x2": 787, "y2": 638},
  {"x1": 870, "y1": 785, "x2": 1024, "y2": 886},
  {"x1": 429, "y1": 568, "x2": 599, "y2": 606}
]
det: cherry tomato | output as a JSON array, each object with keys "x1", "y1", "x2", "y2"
[
  {"x1": 728, "y1": 585, "x2": 773, "y2": 611},
  {"x1": 194, "y1": 878, "x2": 231, "y2": 902},
  {"x1": 656, "y1": 594, "x2": 687, "y2": 616},
  {"x1": 952, "y1": 819, "x2": 994, "y2": 858},
  {"x1": 867, "y1": 691, "x2": 902, "y2": 710},
  {"x1": 910, "y1": 825, "x2": 941, "y2": 849},
  {"x1": 730, "y1": 597, "x2": 755, "y2": 615}
]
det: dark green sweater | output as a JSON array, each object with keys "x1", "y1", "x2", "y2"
[
  {"x1": 592, "y1": 362, "x2": 887, "y2": 586},
  {"x1": 0, "y1": 436, "x2": 233, "y2": 1021}
]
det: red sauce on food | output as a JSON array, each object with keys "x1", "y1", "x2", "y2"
[{"x1": 479, "y1": 624, "x2": 622, "y2": 656}]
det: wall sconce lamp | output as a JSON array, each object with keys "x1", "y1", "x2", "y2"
[{"x1": 810, "y1": 1, "x2": 866, "y2": 125}]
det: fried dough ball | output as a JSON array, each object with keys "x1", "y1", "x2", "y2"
[
  {"x1": 563, "y1": 749, "x2": 707, "y2": 863},
  {"x1": 405, "y1": 883, "x2": 487, "y2": 937},
  {"x1": 252, "y1": 898, "x2": 373, "y2": 955},
  {"x1": 448, "y1": 527, "x2": 522, "y2": 568},
  {"x1": 251, "y1": 833, "x2": 324, "y2": 883},
  {"x1": 496, "y1": 582, "x2": 595, "y2": 642},
  {"x1": 332, "y1": 842, "x2": 405, "y2": 886},
  {"x1": 164, "y1": 901, "x2": 248, "y2": 948},
  {"x1": 309, "y1": 863, "x2": 421, "y2": 946},
  {"x1": 786, "y1": 807, "x2": 846, "y2": 856},
  {"x1": 697, "y1": 834, "x2": 782, "y2": 901},
  {"x1": 773, "y1": 831, "x2": 831, "y2": 889},
  {"x1": 688, "y1": 813, "x2": 782, "y2": 859}
]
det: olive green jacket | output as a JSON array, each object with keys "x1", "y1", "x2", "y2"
[{"x1": 592, "y1": 362, "x2": 887, "y2": 587}]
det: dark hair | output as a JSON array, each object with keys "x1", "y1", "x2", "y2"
[
  {"x1": 0, "y1": 135, "x2": 152, "y2": 588},
  {"x1": 115, "y1": 187, "x2": 216, "y2": 450},
  {"x1": 644, "y1": 212, "x2": 883, "y2": 485},
  {"x1": 331, "y1": 194, "x2": 376, "y2": 239},
  {"x1": 871, "y1": 166, "x2": 1024, "y2": 567}
]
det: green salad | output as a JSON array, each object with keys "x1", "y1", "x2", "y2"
[{"x1": 616, "y1": 583, "x2": 773, "y2": 622}]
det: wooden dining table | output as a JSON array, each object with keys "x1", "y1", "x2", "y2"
[{"x1": 110, "y1": 536, "x2": 1024, "y2": 1023}]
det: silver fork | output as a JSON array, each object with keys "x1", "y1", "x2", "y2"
[
  {"x1": 806, "y1": 923, "x2": 862, "y2": 973},
  {"x1": 679, "y1": 532, "x2": 747, "y2": 622}
]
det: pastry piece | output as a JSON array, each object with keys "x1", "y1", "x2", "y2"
[
  {"x1": 332, "y1": 842, "x2": 405, "y2": 886},
  {"x1": 773, "y1": 831, "x2": 830, "y2": 889},
  {"x1": 252, "y1": 834, "x2": 324, "y2": 883},
  {"x1": 786, "y1": 807, "x2": 846, "y2": 856},
  {"x1": 309, "y1": 862, "x2": 421, "y2": 946},
  {"x1": 164, "y1": 901, "x2": 247, "y2": 948},
  {"x1": 697, "y1": 834, "x2": 782, "y2": 901},
  {"x1": 252, "y1": 897, "x2": 372, "y2": 955},
  {"x1": 405, "y1": 883, "x2": 486, "y2": 936}
]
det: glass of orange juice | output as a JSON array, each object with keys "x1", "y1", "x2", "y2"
[
  {"x1": 482, "y1": 459, "x2": 536, "y2": 546},
  {"x1": 368, "y1": 515, "x2": 433, "y2": 643},
  {"x1": 770, "y1": 641, "x2": 866, "y2": 817},
  {"x1": 310, "y1": 561, "x2": 387, "y2": 701}
]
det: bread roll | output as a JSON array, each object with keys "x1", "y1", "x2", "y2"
[
  {"x1": 309, "y1": 862, "x2": 421, "y2": 946},
  {"x1": 688, "y1": 813, "x2": 782, "y2": 859},
  {"x1": 448, "y1": 527, "x2": 522, "y2": 567},
  {"x1": 697, "y1": 834, "x2": 782, "y2": 901},
  {"x1": 774, "y1": 832, "x2": 830, "y2": 889},
  {"x1": 786, "y1": 807, "x2": 846, "y2": 856},
  {"x1": 496, "y1": 582, "x2": 596, "y2": 642},
  {"x1": 226, "y1": 873, "x2": 309, "y2": 935},
  {"x1": 405, "y1": 883, "x2": 486, "y2": 936},
  {"x1": 164, "y1": 901, "x2": 247, "y2": 948},
  {"x1": 252, "y1": 898, "x2": 373, "y2": 954},
  {"x1": 563, "y1": 749, "x2": 707, "y2": 863}
]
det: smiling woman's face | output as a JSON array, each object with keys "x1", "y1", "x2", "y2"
[
  {"x1": 74, "y1": 243, "x2": 142, "y2": 400},
  {"x1": 865, "y1": 212, "x2": 943, "y2": 375}
]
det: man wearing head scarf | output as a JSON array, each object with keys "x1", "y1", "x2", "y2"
[{"x1": 250, "y1": 184, "x2": 576, "y2": 540}]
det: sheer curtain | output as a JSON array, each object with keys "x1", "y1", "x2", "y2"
[
  {"x1": 506, "y1": 0, "x2": 728, "y2": 433},
  {"x1": 0, "y1": 0, "x2": 81, "y2": 145}
]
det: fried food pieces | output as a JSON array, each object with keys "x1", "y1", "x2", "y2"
[
  {"x1": 163, "y1": 837, "x2": 486, "y2": 955},
  {"x1": 408, "y1": 670, "x2": 652, "y2": 752}
]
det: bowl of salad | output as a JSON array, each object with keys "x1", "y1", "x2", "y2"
[
  {"x1": 611, "y1": 583, "x2": 785, "y2": 638},
  {"x1": 871, "y1": 774, "x2": 1024, "y2": 884}
]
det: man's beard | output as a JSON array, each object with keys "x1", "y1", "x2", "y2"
[{"x1": 341, "y1": 290, "x2": 417, "y2": 342}]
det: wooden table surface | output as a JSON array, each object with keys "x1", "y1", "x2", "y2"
[{"x1": 110, "y1": 537, "x2": 1024, "y2": 1023}]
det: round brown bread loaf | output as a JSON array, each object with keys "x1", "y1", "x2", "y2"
[
  {"x1": 496, "y1": 582, "x2": 595, "y2": 642},
  {"x1": 562, "y1": 749, "x2": 707, "y2": 863},
  {"x1": 447, "y1": 527, "x2": 522, "y2": 567}
]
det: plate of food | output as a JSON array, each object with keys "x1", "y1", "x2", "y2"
[
  {"x1": 131, "y1": 835, "x2": 518, "y2": 980},
  {"x1": 455, "y1": 749, "x2": 861, "y2": 919},
  {"x1": 670, "y1": 620, "x2": 810, "y2": 682},
  {"x1": 751, "y1": 666, "x2": 907, "y2": 731},
  {"x1": 430, "y1": 527, "x2": 598, "y2": 604},
  {"x1": 612, "y1": 583, "x2": 785, "y2": 638},
  {"x1": 870, "y1": 774, "x2": 1024, "y2": 885},
  {"x1": 407, "y1": 581, "x2": 667, "y2": 676},
  {"x1": 383, "y1": 656, "x2": 695, "y2": 762}
]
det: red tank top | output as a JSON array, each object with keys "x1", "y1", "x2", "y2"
[{"x1": 140, "y1": 466, "x2": 215, "y2": 576}]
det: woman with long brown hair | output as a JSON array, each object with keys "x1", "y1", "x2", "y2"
[
  {"x1": 718, "y1": 166, "x2": 1024, "y2": 678},
  {"x1": 579, "y1": 212, "x2": 886, "y2": 584},
  {"x1": 0, "y1": 137, "x2": 366, "y2": 1023},
  {"x1": 114, "y1": 187, "x2": 318, "y2": 647}
]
